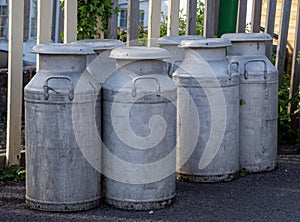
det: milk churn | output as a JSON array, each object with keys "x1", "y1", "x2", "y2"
[
  {"x1": 102, "y1": 47, "x2": 177, "y2": 210},
  {"x1": 157, "y1": 35, "x2": 205, "y2": 75},
  {"x1": 71, "y1": 39, "x2": 124, "y2": 84},
  {"x1": 173, "y1": 38, "x2": 239, "y2": 182},
  {"x1": 222, "y1": 33, "x2": 278, "y2": 172},
  {"x1": 25, "y1": 44, "x2": 101, "y2": 211}
]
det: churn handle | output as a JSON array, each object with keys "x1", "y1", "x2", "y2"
[
  {"x1": 43, "y1": 76, "x2": 74, "y2": 100},
  {"x1": 228, "y1": 61, "x2": 239, "y2": 80},
  {"x1": 244, "y1": 59, "x2": 267, "y2": 80},
  {"x1": 170, "y1": 60, "x2": 182, "y2": 77},
  {"x1": 132, "y1": 76, "x2": 161, "y2": 97}
]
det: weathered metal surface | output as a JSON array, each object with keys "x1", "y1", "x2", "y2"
[
  {"x1": 110, "y1": 46, "x2": 170, "y2": 60},
  {"x1": 25, "y1": 44, "x2": 101, "y2": 212},
  {"x1": 173, "y1": 38, "x2": 240, "y2": 183},
  {"x1": 157, "y1": 35, "x2": 205, "y2": 74},
  {"x1": 222, "y1": 33, "x2": 278, "y2": 173},
  {"x1": 71, "y1": 39, "x2": 124, "y2": 84},
  {"x1": 102, "y1": 47, "x2": 176, "y2": 210}
]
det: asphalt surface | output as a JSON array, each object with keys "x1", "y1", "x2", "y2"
[{"x1": 1, "y1": 155, "x2": 300, "y2": 222}]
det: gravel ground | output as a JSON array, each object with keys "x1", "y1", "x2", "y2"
[{"x1": 1, "y1": 156, "x2": 300, "y2": 222}]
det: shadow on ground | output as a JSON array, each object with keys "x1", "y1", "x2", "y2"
[{"x1": 1, "y1": 155, "x2": 300, "y2": 222}]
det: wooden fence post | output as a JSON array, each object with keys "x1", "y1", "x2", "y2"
[
  {"x1": 6, "y1": 0, "x2": 24, "y2": 166},
  {"x1": 264, "y1": 0, "x2": 277, "y2": 60},
  {"x1": 236, "y1": 0, "x2": 247, "y2": 33},
  {"x1": 275, "y1": 0, "x2": 292, "y2": 87},
  {"x1": 148, "y1": 0, "x2": 161, "y2": 46},
  {"x1": 108, "y1": 0, "x2": 118, "y2": 39},
  {"x1": 64, "y1": 0, "x2": 77, "y2": 43},
  {"x1": 127, "y1": 0, "x2": 139, "y2": 46},
  {"x1": 37, "y1": 0, "x2": 53, "y2": 70},
  {"x1": 186, "y1": 0, "x2": 197, "y2": 35},
  {"x1": 167, "y1": 0, "x2": 180, "y2": 36},
  {"x1": 289, "y1": 0, "x2": 300, "y2": 135},
  {"x1": 204, "y1": 0, "x2": 219, "y2": 37},
  {"x1": 251, "y1": 0, "x2": 262, "y2": 33}
]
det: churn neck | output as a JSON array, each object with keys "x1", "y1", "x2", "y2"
[
  {"x1": 31, "y1": 43, "x2": 95, "y2": 72},
  {"x1": 180, "y1": 38, "x2": 231, "y2": 61},
  {"x1": 157, "y1": 35, "x2": 205, "y2": 46},
  {"x1": 221, "y1": 33, "x2": 272, "y2": 56},
  {"x1": 110, "y1": 46, "x2": 170, "y2": 74},
  {"x1": 70, "y1": 39, "x2": 124, "y2": 55}
]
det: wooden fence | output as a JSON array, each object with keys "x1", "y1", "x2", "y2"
[{"x1": 2, "y1": 0, "x2": 300, "y2": 167}]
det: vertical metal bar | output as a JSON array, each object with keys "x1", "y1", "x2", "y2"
[{"x1": 54, "y1": 0, "x2": 60, "y2": 42}]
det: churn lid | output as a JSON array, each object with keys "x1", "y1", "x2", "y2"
[
  {"x1": 180, "y1": 38, "x2": 232, "y2": 48},
  {"x1": 157, "y1": 35, "x2": 205, "y2": 45},
  {"x1": 71, "y1": 39, "x2": 124, "y2": 50},
  {"x1": 31, "y1": 43, "x2": 95, "y2": 55},
  {"x1": 110, "y1": 46, "x2": 170, "y2": 60},
  {"x1": 221, "y1": 33, "x2": 272, "y2": 42}
]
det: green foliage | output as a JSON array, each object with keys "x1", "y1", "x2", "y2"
[
  {"x1": 160, "y1": 12, "x2": 167, "y2": 37},
  {"x1": 278, "y1": 74, "x2": 300, "y2": 144},
  {"x1": 61, "y1": 0, "x2": 117, "y2": 39},
  {"x1": 0, "y1": 165, "x2": 26, "y2": 182},
  {"x1": 138, "y1": 23, "x2": 148, "y2": 46},
  {"x1": 160, "y1": 0, "x2": 204, "y2": 37},
  {"x1": 77, "y1": 0, "x2": 116, "y2": 39},
  {"x1": 117, "y1": 0, "x2": 204, "y2": 44},
  {"x1": 240, "y1": 99, "x2": 246, "y2": 106},
  {"x1": 239, "y1": 169, "x2": 248, "y2": 177},
  {"x1": 195, "y1": 1, "x2": 205, "y2": 36}
]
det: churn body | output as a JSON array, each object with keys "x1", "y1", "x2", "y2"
[
  {"x1": 102, "y1": 47, "x2": 177, "y2": 210},
  {"x1": 222, "y1": 33, "x2": 278, "y2": 172},
  {"x1": 25, "y1": 44, "x2": 101, "y2": 211},
  {"x1": 71, "y1": 39, "x2": 124, "y2": 84},
  {"x1": 174, "y1": 39, "x2": 240, "y2": 182}
]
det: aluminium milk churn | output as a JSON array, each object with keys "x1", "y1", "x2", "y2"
[
  {"x1": 102, "y1": 46, "x2": 177, "y2": 210},
  {"x1": 25, "y1": 44, "x2": 101, "y2": 212},
  {"x1": 157, "y1": 35, "x2": 205, "y2": 75},
  {"x1": 71, "y1": 39, "x2": 124, "y2": 84},
  {"x1": 173, "y1": 38, "x2": 239, "y2": 182},
  {"x1": 222, "y1": 33, "x2": 278, "y2": 172}
]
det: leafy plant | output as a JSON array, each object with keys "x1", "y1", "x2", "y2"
[
  {"x1": 160, "y1": 12, "x2": 167, "y2": 37},
  {"x1": 61, "y1": 0, "x2": 117, "y2": 39},
  {"x1": 160, "y1": 0, "x2": 204, "y2": 37},
  {"x1": 0, "y1": 165, "x2": 26, "y2": 182},
  {"x1": 240, "y1": 99, "x2": 246, "y2": 106},
  {"x1": 239, "y1": 169, "x2": 248, "y2": 177},
  {"x1": 116, "y1": 0, "x2": 205, "y2": 44},
  {"x1": 195, "y1": 1, "x2": 205, "y2": 36},
  {"x1": 278, "y1": 73, "x2": 300, "y2": 144},
  {"x1": 138, "y1": 23, "x2": 148, "y2": 46}
]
